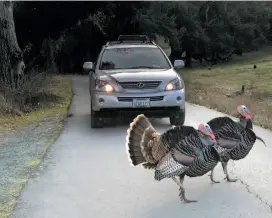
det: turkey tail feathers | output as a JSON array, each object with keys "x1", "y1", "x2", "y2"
[
  {"x1": 256, "y1": 135, "x2": 266, "y2": 146},
  {"x1": 125, "y1": 114, "x2": 157, "y2": 166}
]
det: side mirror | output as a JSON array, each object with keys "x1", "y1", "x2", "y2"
[
  {"x1": 174, "y1": 60, "x2": 185, "y2": 70},
  {"x1": 83, "y1": 62, "x2": 94, "y2": 72}
]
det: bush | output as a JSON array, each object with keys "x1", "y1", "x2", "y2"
[{"x1": 0, "y1": 71, "x2": 53, "y2": 115}]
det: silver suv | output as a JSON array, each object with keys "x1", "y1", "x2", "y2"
[{"x1": 83, "y1": 35, "x2": 185, "y2": 128}]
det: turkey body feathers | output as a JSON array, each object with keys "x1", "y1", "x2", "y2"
[
  {"x1": 207, "y1": 116, "x2": 257, "y2": 162},
  {"x1": 185, "y1": 146, "x2": 220, "y2": 177},
  {"x1": 207, "y1": 117, "x2": 242, "y2": 141},
  {"x1": 155, "y1": 126, "x2": 221, "y2": 180},
  {"x1": 161, "y1": 125, "x2": 207, "y2": 157},
  {"x1": 154, "y1": 146, "x2": 221, "y2": 181},
  {"x1": 226, "y1": 128, "x2": 256, "y2": 161},
  {"x1": 154, "y1": 152, "x2": 189, "y2": 181}
]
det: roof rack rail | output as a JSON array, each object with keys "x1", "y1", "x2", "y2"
[{"x1": 105, "y1": 35, "x2": 157, "y2": 47}]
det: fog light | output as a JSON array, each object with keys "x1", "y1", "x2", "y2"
[
  {"x1": 98, "y1": 98, "x2": 105, "y2": 103},
  {"x1": 176, "y1": 96, "x2": 181, "y2": 101}
]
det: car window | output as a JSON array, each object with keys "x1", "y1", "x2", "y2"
[{"x1": 99, "y1": 47, "x2": 171, "y2": 70}]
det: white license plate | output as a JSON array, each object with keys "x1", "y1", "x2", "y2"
[{"x1": 132, "y1": 98, "x2": 150, "y2": 108}]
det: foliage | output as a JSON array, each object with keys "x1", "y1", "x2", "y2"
[
  {"x1": 0, "y1": 71, "x2": 53, "y2": 115},
  {"x1": 4, "y1": 1, "x2": 272, "y2": 73},
  {"x1": 11, "y1": 1, "x2": 272, "y2": 70}
]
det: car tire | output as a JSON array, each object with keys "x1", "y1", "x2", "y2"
[
  {"x1": 91, "y1": 100, "x2": 104, "y2": 128},
  {"x1": 91, "y1": 113, "x2": 104, "y2": 128},
  {"x1": 169, "y1": 109, "x2": 185, "y2": 126}
]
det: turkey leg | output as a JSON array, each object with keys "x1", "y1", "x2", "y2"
[
  {"x1": 172, "y1": 175, "x2": 197, "y2": 203},
  {"x1": 209, "y1": 168, "x2": 220, "y2": 183},
  {"x1": 222, "y1": 161, "x2": 237, "y2": 182}
]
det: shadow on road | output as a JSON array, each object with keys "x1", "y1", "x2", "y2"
[{"x1": 65, "y1": 112, "x2": 172, "y2": 139}]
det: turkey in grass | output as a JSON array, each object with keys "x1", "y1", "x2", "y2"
[
  {"x1": 125, "y1": 114, "x2": 226, "y2": 203},
  {"x1": 206, "y1": 105, "x2": 266, "y2": 183}
]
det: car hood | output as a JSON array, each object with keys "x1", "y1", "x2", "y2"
[{"x1": 97, "y1": 69, "x2": 177, "y2": 82}]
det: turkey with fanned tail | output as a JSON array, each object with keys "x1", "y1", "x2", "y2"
[
  {"x1": 125, "y1": 114, "x2": 226, "y2": 203},
  {"x1": 206, "y1": 105, "x2": 266, "y2": 183}
]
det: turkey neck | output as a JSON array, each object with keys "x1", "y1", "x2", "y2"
[
  {"x1": 197, "y1": 131, "x2": 214, "y2": 146},
  {"x1": 238, "y1": 115, "x2": 253, "y2": 130}
]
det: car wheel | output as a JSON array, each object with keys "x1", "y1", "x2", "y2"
[
  {"x1": 91, "y1": 101, "x2": 104, "y2": 128},
  {"x1": 91, "y1": 113, "x2": 104, "y2": 128},
  {"x1": 169, "y1": 109, "x2": 185, "y2": 126}
]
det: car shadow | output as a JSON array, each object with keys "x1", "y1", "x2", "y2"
[
  {"x1": 65, "y1": 112, "x2": 173, "y2": 136},
  {"x1": 100, "y1": 116, "x2": 173, "y2": 129}
]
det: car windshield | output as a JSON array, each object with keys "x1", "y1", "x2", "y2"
[{"x1": 99, "y1": 47, "x2": 171, "y2": 70}]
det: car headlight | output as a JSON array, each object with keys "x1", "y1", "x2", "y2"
[
  {"x1": 165, "y1": 78, "x2": 184, "y2": 91},
  {"x1": 95, "y1": 79, "x2": 115, "y2": 93}
]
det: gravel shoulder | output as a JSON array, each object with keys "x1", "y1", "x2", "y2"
[{"x1": 0, "y1": 120, "x2": 63, "y2": 218}]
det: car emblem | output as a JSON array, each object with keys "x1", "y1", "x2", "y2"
[{"x1": 136, "y1": 82, "x2": 145, "y2": 88}]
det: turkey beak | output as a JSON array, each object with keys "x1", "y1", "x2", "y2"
[{"x1": 245, "y1": 113, "x2": 251, "y2": 120}]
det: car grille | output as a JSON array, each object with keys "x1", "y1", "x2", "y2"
[
  {"x1": 118, "y1": 81, "x2": 161, "y2": 89},
  {"x1": 117, "y1": 96, "x2": 164, "y2": 102}
]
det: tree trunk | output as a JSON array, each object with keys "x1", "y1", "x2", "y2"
[
  {"x1": 0, "y1": 1, "x2": 24, "y2": 88},
  {"x1": 185, "y1": 49, "x2": 192, "y2": 68},
  {"x1": 42, "y1": 38, "x2": 57, "y2": 73}
]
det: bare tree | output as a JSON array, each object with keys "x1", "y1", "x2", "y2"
[{"x1": 0, "y1": 0, "x2": 25, "y2": 88}]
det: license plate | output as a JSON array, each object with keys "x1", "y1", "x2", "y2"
[{"x1": 132, "y1": 98, "x2": 150, "y2": 108}]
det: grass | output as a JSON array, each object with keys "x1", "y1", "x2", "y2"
[
  {"x1": 0, "y1": 181, "x2": 26, "y2": 218},
  {"x1": 179, "y1": 47, "x2": 272, "y2": 130},
  {"x1": 0, "y1": 75, "x2": 73, "y2": 132},
  {"x1": 27, "y1": 159, "x2": 42, "y2": 168}
]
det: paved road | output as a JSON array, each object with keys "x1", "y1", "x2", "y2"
[{"x1": 13, "y1": 76, "x2": 272, "y2": 218}]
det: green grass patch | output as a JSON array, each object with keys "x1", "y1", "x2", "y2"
[
  {"x1": 0, "y1": 75, "x2": 72, "y2": 132},
  {"x1": 0, "y1": 180, "x2": 27, "y2": 218},
  {"x1": 27, "y1": 159, "x2": 41, "y2": 168}
]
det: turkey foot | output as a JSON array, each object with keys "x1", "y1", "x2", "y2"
[
  {"x1": 179, "y1": 187, "x2": 198, "y2": 203},
  {"x1": 209, "y1": 169, "x2": 220, "y2": 184},
  {"x1": 222, "y1": 162, "x2": 237, "y2": 182},
  {"x1": 225, "y1": 175, "x2": 238, "y2": 182},
  {"x1": 172, "y1": 176, "x2": 198, "y2": 203}
]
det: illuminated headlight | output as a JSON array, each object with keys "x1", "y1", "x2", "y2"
[
  {"x1": 95, "y1": 79, "x2": 115, "y2": 93},
  {"x1": 165, "y1": 78, "x2": 184, "y2": 91}
]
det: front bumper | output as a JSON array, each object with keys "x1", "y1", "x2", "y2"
[{"x1": 91, "y1": 89, "x2": 185, "y2": 117}]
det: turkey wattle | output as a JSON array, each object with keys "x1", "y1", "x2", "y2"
[{"x1": 125, "y1": 114, "x2": 225, "y2": 203}]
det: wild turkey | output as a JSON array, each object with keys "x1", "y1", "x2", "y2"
[
  {"x1": 253, "y1": 64, "x2": 257, "y2": 69},
  {"x1": 126, "y1": 114, "x2": 226, "y2": 203},
  {"x1": 226, "y1": 85, "x2": 245, "y2": 98},
  {"x1": 207, "y1": 105, "x2": 266, "y2": 183}
]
